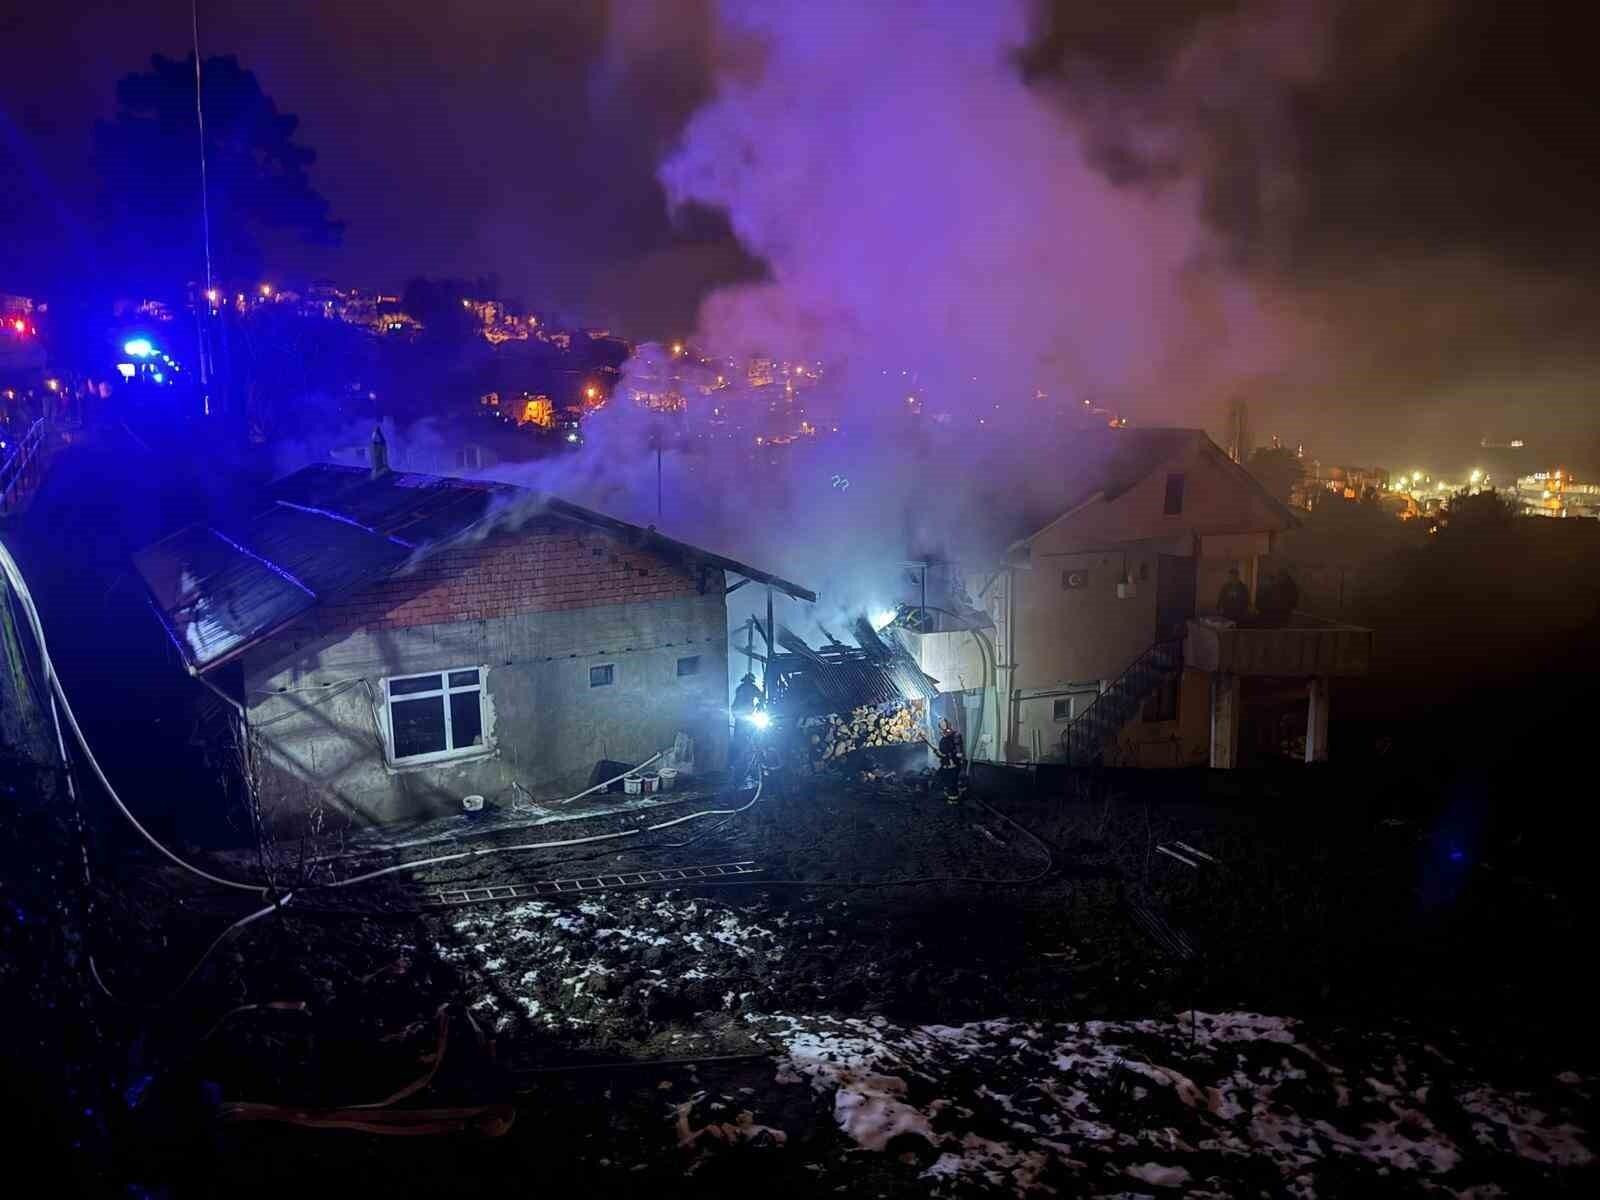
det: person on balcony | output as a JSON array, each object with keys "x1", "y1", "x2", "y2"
[
  {"x1": 1217, "y1": 566, "x2": 1250, "y2": 623},
  {"x1": 1257, "y1": 569, "x2": 1299, "y2": 625}
]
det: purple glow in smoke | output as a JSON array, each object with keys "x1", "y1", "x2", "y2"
[{"x1": 660, "y1": 0, "x2": 1306, "y2": 427}]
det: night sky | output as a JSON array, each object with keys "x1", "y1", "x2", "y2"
[{"x1": 3, "y1": 1, "x2": 1598, "y2": 467}]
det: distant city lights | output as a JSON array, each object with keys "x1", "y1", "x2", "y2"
[
  {"x1": 205, "y1": 288, "x2": 220, "y2": 303},
  {"x1": 260, "y1": 284, "x2": 273, "y2": 297},
  {"x1": 115, "y1": 363, "x2": 136, "y2": 379},
  {"x1": 123, "y1": 338, "x2": 155, "y2": 358},
  {"x1": 44, "y1": 379, "x2": 59, "y2": 392}
]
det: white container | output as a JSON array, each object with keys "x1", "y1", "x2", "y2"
[
  {"x1": 623, "y1": 776, "x2": 644, "y2": 795},
  {"x1": 656, "y1": 768, "x2": 678, "y2": 792},
  {"x1": 461, "y1": 794, "x2": 485, "y2": 813},
  {"x1": 639, "y1": 773, "x2": 659, "y2": 794}
]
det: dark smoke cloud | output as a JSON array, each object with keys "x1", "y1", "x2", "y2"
[{"x1": 1026, "y1": 0, "x2": 1600, "y2": 468}]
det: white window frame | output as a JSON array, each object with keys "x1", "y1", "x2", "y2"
[{"x1": 381, "y1": 667, "x2": 489, "y2": 766}]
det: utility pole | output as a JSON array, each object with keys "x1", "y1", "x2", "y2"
[{"x1": 191, "y1": 0, "x2": 216, "y2": 416}]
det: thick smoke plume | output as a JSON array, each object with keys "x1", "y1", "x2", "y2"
[
  {"x1": 659, "y1": 0, "x2": 1305, "y2": 428},
  {"x1": 539, "y1": 0, "x2": 1318, "y2": 634}
]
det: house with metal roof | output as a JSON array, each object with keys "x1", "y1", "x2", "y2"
[{"x1": 133, "y1": 436, "x2": 814, "y2": 829}]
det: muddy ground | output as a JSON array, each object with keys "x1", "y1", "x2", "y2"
[{"x1": 65, "y1": 760, "x2": 1595, "y2": 1198}]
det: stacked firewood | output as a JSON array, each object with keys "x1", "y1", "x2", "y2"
[{"x1": 802, "y1": 700, "x2": 927, "y2": 762}]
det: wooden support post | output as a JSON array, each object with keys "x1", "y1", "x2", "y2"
[
  {"x1": 763, "y1": 586, "x2": 775, "y2": 695},
  {"x1": 1209, "y1": 672, "x2": 1240, "y2": 769},
  {"x1": 1306, "y1": 675, "x2": 1330, "y2": 764}
]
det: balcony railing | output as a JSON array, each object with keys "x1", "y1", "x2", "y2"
[{"x1": 1184, "y1": 613, "x2": 1371, "y2": 677}]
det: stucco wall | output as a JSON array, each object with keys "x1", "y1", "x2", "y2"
[
  {"x1": 1004, "y1": 439, "x2": 1292, "y2": 763},
  {"x1": 241, "y1": 527, "x2": 729, "y2": 829}
]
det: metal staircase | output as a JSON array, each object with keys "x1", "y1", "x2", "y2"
[{"x1": 1062, "y1": 639, "x2": 1182, "y2": 765}]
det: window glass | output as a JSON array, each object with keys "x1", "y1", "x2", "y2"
[
  {"x1": 450, "y1": 690, "x2": 484, "y2": 748},
  {"x1": 1163, "y1": 473, "x2": 1186, "y2": 515},
  {"x1": 390, "y1": 673, "x2": 442, "y2": 697},
  {"x1": 391, "y1": 696, "x2": 447, "y2": 757},
  {"x1": 676, "y1": 655, "x2": 701, "y2": 677},
  {"x1": 385, "y1": 668, "x2": 486, "y2": 761},
  {"x1": 590, "y1": 664, "x2": 614, "y2": 687}
]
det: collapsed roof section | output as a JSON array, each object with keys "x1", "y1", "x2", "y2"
[
  {"x1": 766, "y1": 616, "x2": 941, "y2": 720},
  {"x1": 135, "y1": 462, "x2": 815, "y2": 674}
]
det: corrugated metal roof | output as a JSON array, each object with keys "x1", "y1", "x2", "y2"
[
  {"x1": 133, "y1": 504, "x2": 416, "y2": 673},
  {"x1": 134, "y1": 525, "x2": 316, "y2": 672},
  {"x1": 264, "y1": 464, "x2": 513, "y2": 545},
  {"x1": 767, "y1": 617, "x2": 940, "y2": 719},
  {"x1": 135, "y1": 461, "x2": 814, "y2": 674},
  {"x1": 851, "y1": 616, "x2": 942, "y2": 703}
]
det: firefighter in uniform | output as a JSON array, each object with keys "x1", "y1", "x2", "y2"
[
  {"x1": 934, "y1": 718, "x2": 966, "y2": 803},
  {"x1": 729, "y1": 673, "x2": 765, "y2": 784}
]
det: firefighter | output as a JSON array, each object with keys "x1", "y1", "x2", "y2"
[
  {"x1": 934, "y1": 718, "x2": 966, "y2": 803},
  {"x1": 732, "y1": 672, "x2": 764, "y2": 718},
  {"x1": 729, "y1": 673, "x2": 765, "y2": 784}
]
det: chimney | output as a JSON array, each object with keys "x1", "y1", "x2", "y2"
[{"x1": 370, "y1": 424, "x2": 389, "y2": 478}]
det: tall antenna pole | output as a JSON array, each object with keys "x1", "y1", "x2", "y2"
[{"x1": 191, "y1": 0, "x2": 215, "y2": 405}]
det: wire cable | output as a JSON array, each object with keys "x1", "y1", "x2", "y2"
[
  {"x1": 0, "y1": 537, "x2": 267, "y2": 895},
  {"x1": 304, "y1": 774, "x2": 765, "y2": 892},
  {"x1": 88, "y1": 890, "x2": 296, "y2": 1007}
]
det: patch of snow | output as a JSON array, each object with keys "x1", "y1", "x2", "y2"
[
  {"x1": 1459, "y1": 1087, "x2": 1594, "y2": 1167},
  {"x1": 1125, "y1": 1162, "x2": 1191, "y2": 1188}
]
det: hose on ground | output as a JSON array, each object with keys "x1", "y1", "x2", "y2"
[
  {"x1": 0, "y1": 537, "x2": 268, "y2": 896},
  {"x1": 310, "y1": 773, "x2": 764, "y2": 891}
]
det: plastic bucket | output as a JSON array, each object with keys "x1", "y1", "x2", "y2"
[
  {"x1": 657, "y1": 768, "x2": 678, "y2": 791},
  {"x1": 623, "y1": 776, "x2": 644, "y2": 795},
  {"x1": 639, "y1": 773, "x2": 659, "y2": 794},
  {"x1": 461, "y1": 794, "x2": 485, "y2": 813}
]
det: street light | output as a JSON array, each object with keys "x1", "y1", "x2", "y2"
[{"x1": 123, "y1": 338, "x2": 155, "y2": 358}]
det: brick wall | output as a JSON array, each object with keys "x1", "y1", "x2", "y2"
[{"x1": 317, "y1": 520, "x2": 703, "y2": 635}]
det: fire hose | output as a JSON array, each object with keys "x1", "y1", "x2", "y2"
[{"x1": 5, "y1": 536, "x2": 765, "y2": 1000}]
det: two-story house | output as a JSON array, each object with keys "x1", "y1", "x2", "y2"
[{"x1": 896, "y1": 429, "x2": 1370, "y2": 767}]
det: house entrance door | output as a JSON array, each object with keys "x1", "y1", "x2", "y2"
[{"x1": 1156, "y1": 554, "x2": 1197, "y2": 641}]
